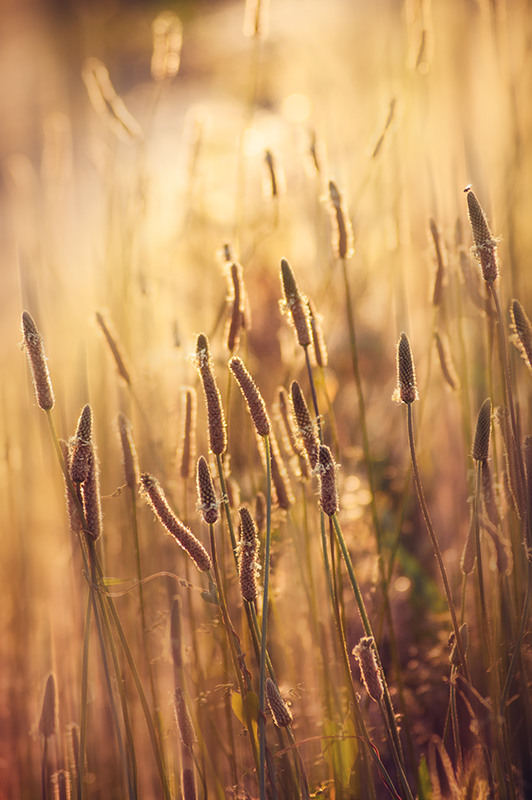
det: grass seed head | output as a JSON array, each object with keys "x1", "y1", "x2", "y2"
[
  {"x1": 266, "y1": 678, "x2": 293, "y2": 727},
  {"x1": 82, "y1": 448, "x2": 103, "y2": 542},
  {"x1": 317, "y1": 444, "x2": 338, "y2": 517},
  {"x1": 280, "y1": 258, "x2": 311, "y2": 348},
  {"x1": 352, "y1": 637, "x2": 383, "y2": 702},
  {"x1": 510, "y1": 299, "x2": 532, "y2": 374},
  {"x1": 393, "y1": 332, "x2": 418, "y2": 404},
  {"x1": 290, "y1": 380, "x2": 319, "y2": 470},
  {"x1": 174, "y1": 687, "x2": 197, "y2": 749},
  {"x1": 21, "y1": 311, "x2": 55, "y2": 411},
  {"x1": 182, "y1": 767, "x2": 197, "y2": 800},
  {"x1": 38, "y1": 673, "x2": 57, "y2": 739},
  {"x1": 178, "y1": 387, "x2": 196, "y2": 479},
  {"x1": 238, "y1": 506, "x2": 260, "y2": 602},
  {"x1": 328, "y1": 180, "x2": 354, "y2": 259},
  {"x1": 465, "y1": 187, "x2": 499, "y2": 283},
  {"x1": 70, "y1": 404, "x2": 93, "y2": 484},
  {"x1": 472, "y1": 398, "x2": 491, "y2": 462},
  {"x1": 117, "y1": 412, "x2": 139, "y2": 490},
  {"x1": 195, "y1": 333, "x2": 227, "y2": 455},
  {"x1": 229, "y1": 356, "x2": 270, "y2": 437},
  {"x1": 196, "y1": 455, "x2": 219, "y2": 524},
  {"x1": 140, "y1": 473, "x2": 212, "y2": 571}
]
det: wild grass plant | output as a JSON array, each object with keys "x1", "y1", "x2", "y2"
[{"x1": 2, "y1": 0, "x2": 532, "y2": 797}]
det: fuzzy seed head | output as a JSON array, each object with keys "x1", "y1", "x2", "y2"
[
  {"x1": 317, "y1": 444, "x2": 338, "y2": 517},
  {"x1": 280, "y1": 258, "x2": 311, "y2": 347},
  {"x1": 60, "y1": 439, "x2": 82, "y2": 535},
  {"x1": 51, "y1": 769, "x2": 71, "y2": 800},
  {"x1": 195, "y1": 334, "x2": 227, "y2": 455},
  {"x1": 82, "y1": 449, "x2": 103, "y2": 542},
  {"x1": 196, "y1": 456, "x2": 219, "y2": 524},
  {"x1": 472, "y1": 398, "x2": 491, "y2": 461},
  {"x1": 465, "y1": 188, "x2": 499, "y2": 283},
  {"x1": 229, "y1": 356, "x2": 270, "y2": 436},
  {"x1": 226, "y1": 261, "x2": 245, "y2": 353},
  {"x1": 140, "y1": 473, "x2": 211, "y2": 571},
  {"x1": 174, "y1": 687, "x2": 197, "y2": 749},
  {"x1": 70, "y1": 404, "x2": 93, "y2": 484},
  {"x1": 182, "y1": 768, "x2": 197, "y2": 800},
  {"x1": 393, "y1": 332, "x2": 418, "y2": 404},
  {"x1": 510, "y1": 299, "x2": 532, "y2": 373},
  {"x1": 290, "y1": 381, "x2": 319, "y2": 470},
  {"x1": 266, "y1": 678, "x2": 293, "y2": 727},
  {"x1": 22, "y1": 311, "x2": 55, "y2": 411},
  {"x1": 328, "y1": 180, "x2": 354, "y2": 259},
  {"x1": 353, "y1": 637, "x2": 383, "y2": 702},
  {"x1": 117, "y1": 412, "x2": 139, "y2": 490},
  {"x1": 238, "y1": 506, "x2": 260, "y2": 602},
  {"x1": 39, "y1": 673, "x2": 57, "y2": 739}
]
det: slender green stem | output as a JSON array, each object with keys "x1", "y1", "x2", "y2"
[
  {"x1": 406, "y1": 404, "x2": 471, "y2": 684},
  {"x1": 259, "y1": 434, "x2": 272, "y2": 800},
  {"x1": 78, "y1": 593, "x2": 92, "y2": 800}
]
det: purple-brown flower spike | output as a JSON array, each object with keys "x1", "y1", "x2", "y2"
[
  {"x1": 195, "y1": 333, "x2": 227, "y2": 455},
  {"x1": 196, "y1": 456, "x2": 219, "y2": 525},
  {"x1": 228, "y1": 356, "x2": 270, "y2": 437},
  {"x1": 464, "y1": 186, "x2": 499, "y2": 284},
  {"x1": 22, "y1": 311, "x2": 55, "y2": 411},
  {"x1": 393, "y1": 332, "x2": 418, "y2": 404},
  {"x1": 280, "y1": 258, "x2": 311, "y2": 348}
]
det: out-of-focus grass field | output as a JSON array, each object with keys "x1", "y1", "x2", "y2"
[{"x1": 1, "y1": 0, "x2": 532, "y2": 797}]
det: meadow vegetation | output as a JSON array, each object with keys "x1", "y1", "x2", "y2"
[{"x1": 2, "y1": 0, "x2": 532, "y2": 797}]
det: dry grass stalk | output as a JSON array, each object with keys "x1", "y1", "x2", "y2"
[
  {"x1": 117, "y1": 412, "x2": 139, "y2": 490},
  {"x1": 226, "y1": 261, "x2": 246, "y2": 353},
  {"x1": 280, "y1": 258, "x2": 311, "y2": 348},
  {"x1": 449, "y1": 624, "x2": 469, "y2": 667},
  {"x1": 243, "y1": 0, "x2": 269, "y2": 39},
  {"x1": 151, "y1": 11, "x2": 182, "y2": 82},
  {"x1": 308, "y1": 299, "x2": 328, "y2": 368},
  {"x1": 393, "y1": 332, "x2": 418, "y2": 404},
  {"x1": 352, "y1": 637, "x2": 384, "y2": 702},
  {"x1": 140, "y1": 473, "x2": 211, "y2": 571},
  {"x1": 38, "y1": 673, "x2": 57, "y2": 739},
  {"x1": 266, "y1": 678, "x2": 293, "y2": 727},
  {"x1": 481, "y1": 460, "x2": 501, "y2": 527},
  {"x1": 95, "y1": 312, "x2": 131, "y2": 385},
  {"x1": 238, "y1": 506, "x2": 260, "y2": 603},
  {"x1": 196, "y1": 456, "x2": 219, "y2": 524},
  {"x1": 460, "y1": 512, "x2": 476, "y2": 574},
  {"x1": 21, "y1": 311, "x2": 54, "y2": 411},
  {"x1": 328, "y1": 180, "x2": 354, "y2": 259},
  {"x1": 268, "y1": 431, "x2": 294, "y2": 510},
  {"x1": 174, "y1": 687, "x2": 197, "y2": 750},
  {"x1": 178, "y1": 387, "x2": 196, "y2": 480},
  {"x1": 82, "y1": 58, "x2": 142, "y2": 142},
  {"x1": 170, "y1": 596, "x2": 183, "y2": 670},
  {"x1": 434, "y1": 331, "x2": 458, "y2": 390},
  {"x1": 195, "y1": 334, "x2": 227, "y2": 455},
  {"x1": 70, "y1": 404, "x2": 93, "y2": 484},
  {"x1": 464, "y1": 187, "x2": 499, "y2": 284},
  {"x1": 481, "y1": 519, "x2": 513, "y2": 575},
  {"x1": 495, "y1": 406, "x2": 526, "y2": 520},
  {"x1": 290, "y1": 381, "x2": 319, "y2": 470},
  {"x1": 510, "y1": 299, "x2": 532, "y2": 374},
  {"x1": 471, "y1": 398, "x2": 491, "y2": 462},
  {"x1": 429, "y1": 219, "x2": 445, "y2": 308},
  {"x1": 264, "y1": 149, "x2": 278, "y2": 197},
  {"x1": 60, "y1": 440, "x2": 82, "y2": 534},
  {"x1": 317, "y1": 444, "x2": 338, "y2": 517},
  {"x1": 228, "y1": 356, "x2": 270, "y2": 437}
]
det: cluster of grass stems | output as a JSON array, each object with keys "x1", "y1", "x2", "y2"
[{"x1": 4, "y1": 1, "x2": 532, "y2": 798}]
